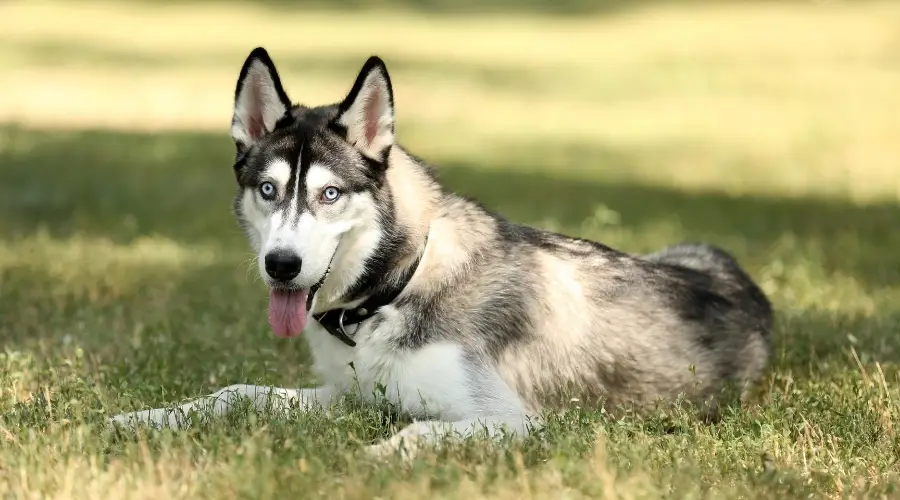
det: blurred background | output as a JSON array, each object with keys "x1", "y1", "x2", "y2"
[{"x1": 0, "y1": 0, "x2": 899, "y2": 387}]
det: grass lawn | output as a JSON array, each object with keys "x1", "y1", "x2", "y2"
[{"x1": 1, "y1": 0, "x2": 900, "y2": 498}]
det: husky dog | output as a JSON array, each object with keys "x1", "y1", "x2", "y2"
[{"x1": 109, "y1": 48, "x2": 773, "y2": 458}]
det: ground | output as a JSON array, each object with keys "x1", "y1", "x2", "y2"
[{"x1": 1, "y1": 0, "x2": 899, "y2": 498}]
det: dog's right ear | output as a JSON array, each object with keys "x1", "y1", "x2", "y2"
[
  {"x1": 231, "y1": 47, "x2": 292, "y2": 153},
  {"x1": 329, "y1": 56, "x2": 395, "y2": 164}
]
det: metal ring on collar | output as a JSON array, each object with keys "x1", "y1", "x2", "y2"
[{"x1": 337, "y1": 309, "x2": 361, "y2": 336}]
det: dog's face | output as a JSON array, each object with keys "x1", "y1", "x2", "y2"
[{"x1": 230, "y1": 48, "x2": 396, "y2": 338}]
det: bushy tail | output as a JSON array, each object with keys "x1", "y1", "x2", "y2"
[
  {"x1": 644, "y1": 242, "x2": 774, "y2": 338},
  {"x1": 643, "y1": 242, "x2": 739, "y2": 273}
]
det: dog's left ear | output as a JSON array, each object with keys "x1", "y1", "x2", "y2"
[{"x1": 330, "y1": 56, "x2": 395, "y2": 163}]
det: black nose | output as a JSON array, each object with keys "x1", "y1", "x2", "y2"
[{"x1": 264, "y1": 250, "x2": 302, "y2": 282}]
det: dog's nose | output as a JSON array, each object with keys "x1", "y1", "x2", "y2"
[{"x1": 264, "y1": 250, "x2": 302, "y2": 282}]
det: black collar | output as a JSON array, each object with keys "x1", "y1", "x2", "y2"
[{"x1": 311, "y1": 238, "x2": 427, "y2": 347}]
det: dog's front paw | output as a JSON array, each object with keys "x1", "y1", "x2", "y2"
[
  {"x1": 365, "y1": 422, "x2": 436, "y2": 462},
  {"x1": 107, "y1": 408, "x2": 178, "y2": 433},
  {"x1": 366, "y1": 437, "x2": 420, "y2": 463}
]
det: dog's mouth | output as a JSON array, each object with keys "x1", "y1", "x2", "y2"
[{"x1": 266, "y1": 268, "x2": 329, "y2": 339}]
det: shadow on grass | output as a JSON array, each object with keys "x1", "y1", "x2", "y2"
[
  {"x1": 1, "y1": 124, "x2": 898, "y2": 383},
  {"x1": 1, "y1": 124, "x2": 897, "y2": 288}
]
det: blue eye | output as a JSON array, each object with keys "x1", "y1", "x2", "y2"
[
  {"x1": 321, "y1": 186, "x2": 342, "y2": 203},
  {"x1": 259, "y1": 181, "x2": 276, "y2": 200}
]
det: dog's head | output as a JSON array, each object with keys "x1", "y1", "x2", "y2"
[{"x1": 230, "y1": 48, "x2": 397, "y2": 338}]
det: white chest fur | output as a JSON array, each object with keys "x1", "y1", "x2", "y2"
[{"x1": 303, "y1": 307, "x2": 476, "y2": 421}]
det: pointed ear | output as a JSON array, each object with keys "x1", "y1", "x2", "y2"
[
  {"x1": 330, "y1": 56, "x2": 395, "y2": 163},
  {"x1": 231, "y1": 47, "x2": 292, "y2": 152}
]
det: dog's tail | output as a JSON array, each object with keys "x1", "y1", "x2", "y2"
[
  {"x1": 643, "y1": 242, "x2": 774, "y2": 337},
  {"x1": 643, "y1": 242, "x2": 739, "y2": 275}
]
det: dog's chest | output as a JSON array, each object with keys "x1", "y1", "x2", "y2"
[{"x1": 303, "y1": 309, "x2": 474, "y2": 420}]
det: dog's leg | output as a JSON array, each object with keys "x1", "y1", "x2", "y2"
[
  {"x1": 366, "y1": 413, "x2": 535, "y2": 461},
  {"x1": 365, "y1": 352, "x2": 539, "y2": 461},
  {"x1": 108, "y1": 384, "x2": 339, "y2": 431}
]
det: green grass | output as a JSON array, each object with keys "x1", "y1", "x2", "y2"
[{"x1": 2, "y1": 0, "x2": 900, "y2": 498}]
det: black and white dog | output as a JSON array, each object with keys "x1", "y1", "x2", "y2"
[{"x1": 110, "y1": 48, "x2": 773, "y2": 459}]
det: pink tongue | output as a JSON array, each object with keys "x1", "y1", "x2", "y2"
[{"x1": 268, "y1": 289, "x2": 309, "y2": 338}]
